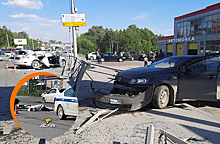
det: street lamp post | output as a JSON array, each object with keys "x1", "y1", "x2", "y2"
[
  {"x1": 6, "y1": 33, "x2": 10, "y2": 48},
  {"x1": 71, "y1": 0, "x2": 78, "y2": 59}
]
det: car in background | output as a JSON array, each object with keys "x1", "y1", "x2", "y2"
[
  {"x1": 123, "y1": 51, "x2": 140, "y2": 61},
  {"x1": 4, "y1": 51, "x2": 14, "y2": 57},
  {"x1": 14, "y1": 50, "x2": 66, "y2": 69},
  {"x1": 87, "y1": 52, "x2": 97, "y2": 60},
  {"x1": 0, "y1": 57, "x2": 3, "y2": 61},
  {"x1": 61, "y1": 51, "x2": 74, "y2": 57},
  {"x1": 54, "y1": 87, "x2": 78, "y2": 120},
  {"x1": 92, "y1": 54, "x2": 220, "y2": 111},
  {"x1": 41, "y1": 88, "x2": 66, "y2": 103},
  {"x1": 0, "y1": 51, "x2": 5, "y2": 55},
  {"x1": 101, "y1": 52, "x2": 125, "y2": 62}
]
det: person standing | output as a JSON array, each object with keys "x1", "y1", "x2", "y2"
[
  {"x1": 144, "y1": 55, "x2": 148, "y2": 67},
  {"x1": 85, "y1": 51, "x2": 89, "y2": 60},
  {"x1": 96, "y1": 49, "x2": 101, "y2": 64}
]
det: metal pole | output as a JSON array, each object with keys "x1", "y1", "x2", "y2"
[
  {"x1": 71, "y1": 0, "x2": 78, "y2": 59},
  {"x1": 32, "y1": 39, "x2": 34, "y2": 50},
  {"x1": 6, "y1": 33, "x2": 10, "y2": 48}
]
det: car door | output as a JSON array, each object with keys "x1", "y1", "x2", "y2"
[
  {"x1": 177, "y1": 57, "x2": 220, "y2": 101},
  {"x1": 46, "y1": 89, "x2": 56, "y2": 102},
  {"x1": 103, "y1": 53, "x2": 110, "y2": 61},
  {"x1": 62, "y1": 88, "x2": 78, "y2": 115}
]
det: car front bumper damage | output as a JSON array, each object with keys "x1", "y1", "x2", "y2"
[{"x1": 91, "y1": 85, "x2": 154, "y2": 111}]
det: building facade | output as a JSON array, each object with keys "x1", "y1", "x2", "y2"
[{"x1": 158, "y1": 3, "x2": 220, "y2": 57}]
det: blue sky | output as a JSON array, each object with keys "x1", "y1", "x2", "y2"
[{"x1": 0, "y1": 0, "x2": 219, "y2": 43}]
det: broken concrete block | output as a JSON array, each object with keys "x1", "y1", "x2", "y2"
[{"x1": 3, "y1": 125, "x2": 20, "y2": 135}]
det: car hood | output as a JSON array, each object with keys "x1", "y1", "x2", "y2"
[{"x1": 117, "y1": 67, "x2": 172, "y2": 79}]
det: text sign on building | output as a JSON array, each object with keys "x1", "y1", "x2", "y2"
[
  {"x1": 168, "y1": 37, "x2": 195, "y2": 43},
  {"x1": 62, "y1": 13, "x2": 86, "y2": 27},
  {"x1": 14, "y1": 39, "x2": 27, "y2": 45}
]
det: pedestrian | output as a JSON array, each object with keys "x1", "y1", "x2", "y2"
[
  {"x1": 96, "y1": 49, "x2": 101, "y2": 64},
  {"x1": 144, "y1": 55, "x2": 148, "y2": 67},
  {"x1": 114, "y1": 51, "x2": 117, "y2": 55},
  {"x1": 85, "y1": 51, "x2": 89, "y2": 60}
]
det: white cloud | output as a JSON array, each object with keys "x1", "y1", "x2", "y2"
[
  {"x1": 2, "y1": 0, "x2": 44, "y2": 10},
  {"x1": 131, "y1": 13, "x2": 149, "y2": 20},
  {"x1": 48, "y1": 20, "x2": 61, "y2": 23},
  {"x1": 22, "y1": 27, "x2": 30, "y2": 30},
  {"x1": 10, "y1": 13, "x2": 38, "y2": 18},
  {"x1": 163, "y1": 29, "x2": 173, "y2": 33},
  {"x1": 157, "y1": 30, "x2": 161, "y2": 32}
]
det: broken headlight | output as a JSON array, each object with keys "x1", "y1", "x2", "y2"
[{"x1": 129, "y1": 78, "x2": 149, "y2": 84}]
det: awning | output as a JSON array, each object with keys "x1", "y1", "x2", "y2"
[{"x1": 7, "y1": 47, "x2": 16, "y2": 50}]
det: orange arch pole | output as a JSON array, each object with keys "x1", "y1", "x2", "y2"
[{"x1": 10, "y1": 72, "x2": 60, "y2": 131}]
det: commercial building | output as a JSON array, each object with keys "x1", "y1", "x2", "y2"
[{"x1": 157, "y1": 3, "x2": 220, "y2": 57}]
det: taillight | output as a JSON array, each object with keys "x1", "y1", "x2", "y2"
[{"x1": 128, "y1": 54, "x2": 131, "y2": 56}]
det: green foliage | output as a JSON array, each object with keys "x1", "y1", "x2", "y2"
[
  {"x1": 0, "y1": 25, "x2": 42, "y2": 50},
  {"x1": 77, "y1": 24, "x2": 159, "y2": 55}
]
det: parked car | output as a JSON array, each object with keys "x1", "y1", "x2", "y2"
[
  {"x1": 101, "y1": 52, "x2": 125, "y2": 62},
  {"x1": 87, "y1": 52, "x2": 97, "y2": 60},
  {"x1": 14, "y1": 50, "x2": 66, "y2": 69},
  {"x1": 123, "y1": 51, "x2": 140, "y2": 61},
  {"x1": 54, "y1": 87, "x2": 78, "y2": 120},
  {"x1": 4, "y1": 51, "x2": 14, "y2": 57},
  {"x1": 92, "y1": 54, "x2": 220, "y2": 111},
  {"x1": 0, "y1": 57, "x2": 3, "y2": 61},
  {"x1": 41, "y1": 88, "x2": 66, "y2": 103},
  {"x1": 0, "y1": 51, "x2": 5, "y2": 55}
]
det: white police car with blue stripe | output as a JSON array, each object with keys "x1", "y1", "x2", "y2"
[{"x1": 54, "y1": 87, "x2": 78, "y2": 120}]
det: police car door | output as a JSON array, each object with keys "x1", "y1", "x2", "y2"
[{"x1": 63, "y1": 88, "x2": 78, "y2": 115}]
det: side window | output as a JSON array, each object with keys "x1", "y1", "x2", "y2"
[
  {"x1": 187, "y1": 57, "x2": 220, "y2": 72},
  {"x1": 48, "y1": 89, "x2": 56, "y2": 94},
  {"x1": 64, "y1": 88, "x2": 76, "y2": 97}
]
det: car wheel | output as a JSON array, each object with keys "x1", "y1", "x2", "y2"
[
  {"x1": 31, "y1": 60, "x2": 41, "y2": 69},
  {"x1": 42, "y1": 97, "x2": 46, "y2": 103},
  {"x1": 60, "y1": 60, "x2": 66, "y2": 67},
  {"x1": 153, "y1": 85, "x2": 169, "y2": 109},
  {"x1": 101, "y1": 58, "x2": 105, "y2": 62},
  {"x1": 90, "y1": 56, "x2": 94, "y2": 60},
  {"x1": 57, "y1": 105, "x2": 66, "y2": 120},
  {"x1": 118, "y1": 58, "x2": 123, "y2": 62},
  {"x1": 131, "y1": 57, "x2": 134, "y2": 61}
]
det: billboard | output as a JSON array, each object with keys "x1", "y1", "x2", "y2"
[
  {"x1": 14, "y1": 39, "x2": 27, "y2": 45},
  {"x1": 62, "y1": 13, "x2": 86, "y2": 27}
]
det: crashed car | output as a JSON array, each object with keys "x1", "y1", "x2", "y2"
[
  {"x1": 14, "y1": 50, "x2": 66, "y2": 69},
  {"x1": 92, "y1": 54, "x2": 220, "y2": 111}
]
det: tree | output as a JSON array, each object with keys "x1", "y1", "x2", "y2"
[{"x1": 49, "y1": 40, "x2": 56, "y2": 43}]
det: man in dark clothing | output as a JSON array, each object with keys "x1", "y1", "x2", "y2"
[
  {"x1": 85, "y1": 51, "x2": 89, "y2": 60},
  {"x1": 96, "y1": 49, "x2": 102, "y2": 64}
]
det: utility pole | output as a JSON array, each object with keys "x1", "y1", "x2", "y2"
[
  {"x1": 32, "y1": 39, "x2": 34, "y2": 50},
  {"x1": 6, "y1": 33, "x2": 10, "y2": 48},
  {"x1": 71, "y1": 0, "x2": 78, "y2": 59}
]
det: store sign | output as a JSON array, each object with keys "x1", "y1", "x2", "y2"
[
  {"x1": 168, "y1": 37, "x2": 195, "y2": 43},
  {"x1": 14, "y1": 39, "x2": 27, "y2": 45},
  {"x1": 62, "y1": 13, "x2": 86, "y2": 27}
]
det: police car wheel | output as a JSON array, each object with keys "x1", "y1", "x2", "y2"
[{"x1": 58, "y1": 106, "x2": 66, "y2": 120}]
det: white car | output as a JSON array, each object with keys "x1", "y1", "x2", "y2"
[
  {"x1": 4, "y1": 51, "x2": 14, "y2": 57},
  {"x1": 41, "y1": 88, "x2": 66, "y2": 103},
  {"x1": 54, "y1": 87, "x2": 78, "y2": 120},
  {"x1": 88, "y1": 52, "x2": 97, "y2": 60},
  {"x1": 14, "y1": 50, "x2": 66, "y2": 69}
]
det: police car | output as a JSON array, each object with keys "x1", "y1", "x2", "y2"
[{"x1": 54, "y1": 87, "x2": 78, "y2": 120}]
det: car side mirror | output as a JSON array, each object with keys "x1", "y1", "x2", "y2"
[{"x1": 180, "y1": 66, "x2": 186, "y2": 73}]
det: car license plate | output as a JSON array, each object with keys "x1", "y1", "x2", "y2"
[{"x1": 110, "y1": 99, "x2": 119, "y2": 104}]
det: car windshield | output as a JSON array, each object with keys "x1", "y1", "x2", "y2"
[
  {"x1": 17, "y1": 51, "x2": 27, "y2": 55},
  {"x1": 148, "y1": 57, "x2": 187, "y2": 69}
]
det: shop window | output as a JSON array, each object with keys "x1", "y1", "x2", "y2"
[
  {"x1": 177, "y1": 28, "x2": 181, "y2": 38},
  {"x1": 190, "y1": 25, "x2": 194, "y2": 35},
  {"x1": 216, "y1": 40, "x2": 220, "y2": 45},
  {"x1": 198, "y1": 23, "x2": 202, "y2": 35},
  {"x1": 183, "y1": 26, "x2": 186, "y2": 37},
  {"x1": 194, "y1": 24, "x2": 198, "y2": 35},
  {"x1": 195, "y1": 19, "x2": 198, "y2": 24},
  {"x1": 186, "y1": 26, "x2": 190, "y2": 36},
  {"x1": 213, "y1": 14, "x2": 218, "y2": 20},
  {"x1": 208, "y1": 15, "x2": 213, "y2": 21},
  {"x1": 190, "y1": 20, "x2": 195, "y2": 25},
  {"x1": 181, "y1": 22, "x2": 184, "y2": 27},
  {"x1": 207, "y1": 21, "x2": 212, "y2": 34},
  {"x1": 202, "y1": 22, "x2": 207, "y2": 35},
  {"x1": 180, "y1": 27, "x2": 183, "y2": 37},
  {"x1": 200, "y1": 41, "x2": 204, "y2": 45},
  {"x1": 177, "y1": 23, "x2": 181, "y2": 28}
]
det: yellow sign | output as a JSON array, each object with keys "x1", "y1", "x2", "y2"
[
  {"x1": 62, "y1": 22, "x2": 86, "y2": 27},
  {"x1": 44, "y1": 118, "x2": 52, "y2": 124}
]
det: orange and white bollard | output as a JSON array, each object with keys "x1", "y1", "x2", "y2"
[
  {"x1": 5, "y1": 63, "x2": 9, "y2": 69},
  {"x1": 15, "y1": 104, "x2": 19, "y2": 114},
  {"x1": 8, "y1": 58, "x2": 11, "y2": 62},
  {"x1": 13, "y1": 65, "x2": 17, "y2": 73}
]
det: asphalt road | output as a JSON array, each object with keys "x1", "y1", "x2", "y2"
[{"x1": 16, "y1": 96, "x2": 76, "y2": 139}]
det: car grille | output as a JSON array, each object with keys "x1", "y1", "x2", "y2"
[{"x1": 15, "y1": 57, "x2": 20, "y2": 60}]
